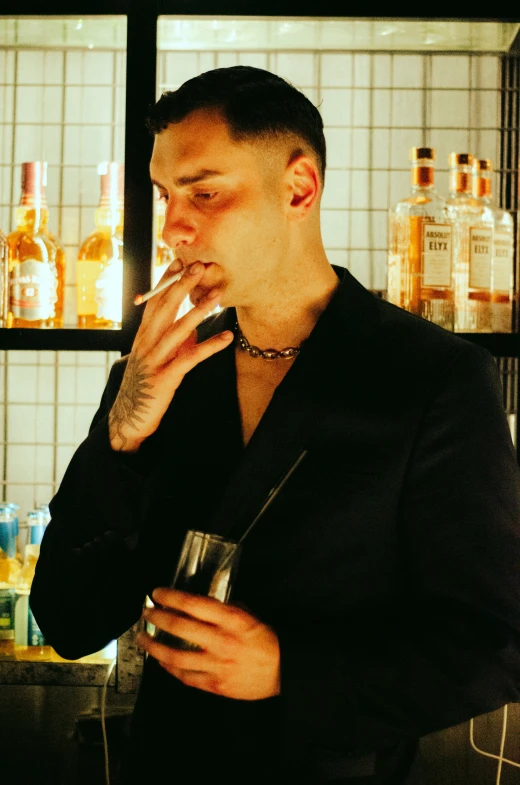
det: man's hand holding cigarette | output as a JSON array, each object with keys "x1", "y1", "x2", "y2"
[{"x1": 108, "y1": 260, "x2": 233, "y2": 453}]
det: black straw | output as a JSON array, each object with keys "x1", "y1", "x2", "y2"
[{"x1": 237, "y1": 448, "x2": 308, "y2": 545}]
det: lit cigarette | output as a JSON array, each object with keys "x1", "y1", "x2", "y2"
[{"x1": 134, "y1": 269, "x2": 183, "y2": 305}]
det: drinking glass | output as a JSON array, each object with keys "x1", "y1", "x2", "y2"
[{"x1": 152, "y1": 530, "x2": 241, "y2": 650}]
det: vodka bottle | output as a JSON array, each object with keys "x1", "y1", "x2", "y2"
[
  {"x1": 447, "y1": 153, "x2": 493, "y2": 332},
  {"x1": 472, "y1": 159, "x2": 514, "y2": 333},
  {"x1": 388, "y1": 147, "x2": 454, "y2": 330}
]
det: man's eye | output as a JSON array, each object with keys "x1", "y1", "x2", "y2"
[
  {"x1": 157, "y1": 193, "x2": 168, "y2": 203},
  {"x1": 194, "y1": 192, "x2": 217, "y2": 201}
]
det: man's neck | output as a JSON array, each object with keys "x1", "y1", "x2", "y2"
[{"x1": 235, "y1": 259, "x2": 340, "y2": 351}]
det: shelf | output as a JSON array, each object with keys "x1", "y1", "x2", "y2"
[
  {"x1": 0, "y1": 328, "x2": 130, "y2": 352},
  {"x1": 0, "y1": 624, "x2": 143, "y2": 692},
  {"x1": 157, "y1": 15, "x2": 520, "y2": 53}
]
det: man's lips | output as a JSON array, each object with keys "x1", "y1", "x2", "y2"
[{"x1": 178, "y1": 260, "x2": 211, "y2": 269}]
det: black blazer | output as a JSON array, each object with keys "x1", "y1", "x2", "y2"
[{"x1": 31, "y1": 267, "x2": 520, "y2": 784}]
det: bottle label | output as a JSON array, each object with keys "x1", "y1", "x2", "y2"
[
  {"x1": 493, "y1": 232, "x2": 513, "y2": 293},
  {"x1": 77, "y1": 260, "x2": 103, "y2": 315},
  {"x1": 27, "y1": 605, "x2": 46, "y2": 646},
  {"x1": 95, "y1": 258, "x2": 123, "y2": 324},
  {"x1": 469, "y1": 227, "x2": 492, "y2": 290},
  {"x1": 0, "y1": 588, "x2": 15, "y2": 637},
  {"x1": 422, "y1": 223, "x2": 452, "y2": 288},
  {"x1": 10, "y1": 259, "x2": 57, "y2": 320},
  {"x1": 0, "y1": 238, "x2": 8, "y2": 326}
]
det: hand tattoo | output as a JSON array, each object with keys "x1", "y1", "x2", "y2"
[{"x1": 109, "y1": 353, "x2": 155, "y2": 451}]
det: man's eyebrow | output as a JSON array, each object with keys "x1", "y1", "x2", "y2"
[{"x1": 151, "y1": 169, "x2": 224, "y2": 189}]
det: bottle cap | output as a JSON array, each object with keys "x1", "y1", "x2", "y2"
[
  {"x1": 410, "y1": 147, "x2": 435, "y2": 161},
  {"x1": 20, "y1": 162, "x2": 48, "y2": 207},
  {"x1": 27, "y1": 510, "x2": 46, "y2": 546},
  {"x1": 474, "y1": 158, "x2": 493, "y2": 172},
  {"x1": 98, "y1": 161, "x2": 124, "y2": 210},
  {"x1": 448, "y1": 152, "x2": 474, "y2": 167}
]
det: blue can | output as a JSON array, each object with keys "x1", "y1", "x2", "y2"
[
  {"x1": 36, "y1": 504, "x2": 50, "y2": 525},
  {"x1": 27, "y1": 511, "x2": 46, "y2": 547},
  {"x1": 0, "y1": 508, "x2": 16, "y2": 559},
  {"x1": 5, "y1": 503, "x2": 20, "y2": 537}
]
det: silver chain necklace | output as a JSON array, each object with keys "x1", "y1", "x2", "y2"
[{"x1": 235, "y1": 321, "x2": 303, "y2": 360}]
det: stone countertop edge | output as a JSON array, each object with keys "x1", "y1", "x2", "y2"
[{"x1": 0, "y1": 658, "x2": 117, "y2": 686}]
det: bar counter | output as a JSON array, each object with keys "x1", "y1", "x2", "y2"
[{"x1": 0, "y1": 621, "x2": 143, "y2": 692}]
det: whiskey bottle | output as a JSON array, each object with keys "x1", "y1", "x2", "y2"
[
  {"x1": 0, "y1": 228, "x2": 8, "y2": 328},
  {"x1": 77, "y1": 161, "x2": 124, "y2": 328},
  {"x1": 152, "y1": 191, "x2": 174, "y2": 288},
  {"x1": 447, "y1": 153, "x2": 493, "y2": 332},
  {"x1": 8, "y1": 162, "x2": 65, "y2": 328},
  {"x1": 387, "y1": 147, "x2": 454, "y2": 330},
  {"x1": 153, "y1": 191, "x2": 194, "y2": 320},
  {"x1": 472, "y1": 159, "x2": 514, "y2": 333}
]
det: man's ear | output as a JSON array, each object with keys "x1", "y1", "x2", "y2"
[{"x1": 286, "y1": 155, "x2": 321, "y2": 218}]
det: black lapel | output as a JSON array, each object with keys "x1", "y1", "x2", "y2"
[{"x1": 206, "y1": 268, "x2": 383, "y2": 541}]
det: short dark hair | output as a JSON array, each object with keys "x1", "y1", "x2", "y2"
[{"x1": 145, "y1": 65, "x2": 326, "y2": 181}]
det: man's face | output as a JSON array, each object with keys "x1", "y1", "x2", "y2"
[{"x1": 149, "y1": 109, "x2": 289, "y2": 308}]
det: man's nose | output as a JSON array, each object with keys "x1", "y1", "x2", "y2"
[{"x1": 162, "y1": 198, "x2": 196, "y2": 248}]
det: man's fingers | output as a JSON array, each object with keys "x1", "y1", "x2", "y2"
[
  {"x1": 148, "y1": 289, "x2": 223, "y2": 367},
  {"x1": 138, "y1": 260, "x2": 184, "y2": 330},
  {"x1": 145, "y1": 607, "x2": 224, "y2": 652},
  {"x1": 163, "y1": 330, "x2": 234, "y2": 382},
  {"x1": 152, "y1": 588, "x2": 248, "y2": 631},
  {"x1": 137, "y1": 262, "x2": 206, "y2": 347}
]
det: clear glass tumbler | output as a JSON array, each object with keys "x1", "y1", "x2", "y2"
[{"x1": 152, "y1": 530, "x2": 241, "y2": 650}]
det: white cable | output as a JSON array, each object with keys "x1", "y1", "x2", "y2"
[
  {"x1": 469, "y1": 705, "x2": 520, "y2": 781},
  {"x1": 496, "y1": 703, "x2": 507, "y2": 785},
  {"x1": 101, "y1": 656, "x2": 117, "y2": 785}
]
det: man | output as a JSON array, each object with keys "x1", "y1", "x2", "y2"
[{"x1": 31, "y1": 67, "x2": 520, "y2": 785}]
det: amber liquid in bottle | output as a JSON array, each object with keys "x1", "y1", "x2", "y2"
[
  {"x1": 77, "y1": 162, "x2": 124, "y2": 329},
  {"x1": 152, "y1": 195, "x2": 174, "y2": 288},
  {"x1": 8, "y1": 162, "x2": 65, "y2": 329},
  {"x1": 0, "y1": 229, "x2": 8, "y2": 328}
]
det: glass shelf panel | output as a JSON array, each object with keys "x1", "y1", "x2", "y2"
[
  {"x1": 0, "y1": 16, "x2": 126, "y2": 50},
  {"x1": 158, "y1": 16, "x2": 520, "y2": 53},
  {"x1": 0, "y1": 15, "x2": 127, "y2": 332}
]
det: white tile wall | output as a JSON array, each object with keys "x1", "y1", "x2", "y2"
[
  {"x1": 155, "y1": 48, "x2": 502, "y2": 290},
  {"x1": 1, "y1": 351, "x2": 121, "y2": 520},
  {"x1": 0, "y1": 47, "x2": 126, "y2": 325},
  {"x1": 0, "y1": 43, "x2": 505, "y2": 524}
]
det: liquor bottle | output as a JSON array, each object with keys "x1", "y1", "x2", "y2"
[
  {"x1": 0, "y1": 228, "x2": 8, "y2": 328},
  {"x1": 152, "y1": 195, "x2": 194, "y2": 320},
  {"x1": 447, "y1": 153, "x2": 493, "y2": 332},
  {"x1": 472, "y1": 159, "x2": 514, "y2": 333},
  {"x1": 77, "y1": 161, "x2": 124, "y2": 328},
  {"x1": 152, "y1": 192, "x2": 175, "y2": 288},
  {"x1": 0, "y1": 506, "x2": 21, "y2": 660},
  {"x1": 14, "y1": 510, "x2": 51, "y2": 661},
  {"x1": 8, "y1": 162, "x2": 65, "y2": 328},
  {"x1": 0, "y1": 503, "x2": 21, "y2": 566},
  {"x1": 387, "y1": 147, "x2": 454, "y2": 330}
]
